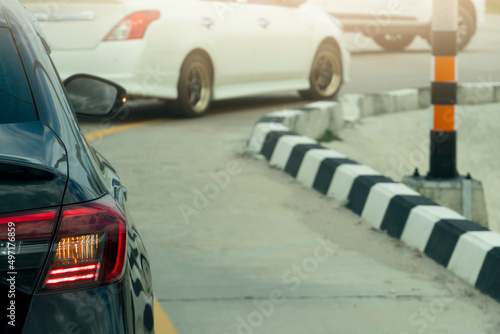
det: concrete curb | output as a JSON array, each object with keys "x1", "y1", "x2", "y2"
[
  {"x1": 247, "y1": 93, "x2": 500, "y2": 303},
  {"x1": 278, "y1": 82, "x2": 500, "y2": 139}
]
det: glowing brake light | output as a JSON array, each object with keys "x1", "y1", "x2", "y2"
[
  {"x1": 50, "y1": 264, "x2": 99, "y2": 275},
  {"x1": 45, "y1": 234, "x2": 103, "y2": 286},
  {"x1": 41, "y1": 195, "x2": 126, "y2": 291},
  {"x1": 46, "y1": 274, "x2": 97, "y2": 285},
  {"x1": 46, "y1": 264, "x2": 100, "y2": 285},
  {"x1": 104, "y1": 11, "x2": 160, "y2": 41}
]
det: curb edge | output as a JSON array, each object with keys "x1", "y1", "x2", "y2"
[{"x1": 247, "y1": 84, "x2": 500, "y2": 303}]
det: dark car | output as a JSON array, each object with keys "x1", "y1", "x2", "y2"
[{"x1": 0, "y1": 0, "x2": 154, "y2": 333}]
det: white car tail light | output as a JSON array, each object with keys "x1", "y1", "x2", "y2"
[{"x1": 104, "y1": 11, "x2": 160, "y2": 41}]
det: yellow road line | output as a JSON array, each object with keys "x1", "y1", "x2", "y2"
[
  {"x1": 84, "y1": 120, "x2": 179, "y2": 333},
  {"x1": 84, "y1": 119, "x2": 162, "y2": 142},
  {"x1": 154, "y1": 298, "x2": 179, "y2": 334}
]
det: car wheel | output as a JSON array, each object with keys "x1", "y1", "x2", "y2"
[
  {"x1": 299, "y1": 44, "x2": 343, "y2": 100},
  {"x1": 424, "y1": 6, "x2": 475, "y2": 52},
  {"x1": 174, "y1": 54, "x2": 212, "y2": 118},
  {"x1": 457, "y1": 6, "x2": 474, "y2": 51},
  {"x1": 373, "y1": 33, "x2": 415, "y2": 51}
]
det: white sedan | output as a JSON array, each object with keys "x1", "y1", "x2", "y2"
[{"x1": 22, "y1": 0, "x2": 350, "y2": 117}]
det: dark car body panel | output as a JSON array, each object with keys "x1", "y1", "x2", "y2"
[
  {"x1": 0, "y1": 1, "x2": 154, "y2": 333},
  {"x1": 23, "y1": 224, "x2": 155, "y2": 334},
  {"x1": 23, "y1": 282, "x2": 129, "y2": 334},
  {"x1": 0, "y1": 5, "x2": 7, "y2": 27},
  {"x1": 0, "y1": 121, "x2": 67, "y2": 213},
  {"x1": 5, "y1": 2, "x2": 111, "y2": 206}
]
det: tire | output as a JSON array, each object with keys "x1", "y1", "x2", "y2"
[
  {"x1": 173, "y1": 54, "x2": 213, "y2": 118},
  {"x1": 424, "y1": 6, "x2": 475, "y2": 52},
  {"x1": 457, "y1": 6, "x2": 475, "y2": 51},
  {"x1": 299, "y1": 44, "x2": 343, "y2": 101},
  {"x1": 373, "y1": 33, "x2": 415, "y2": 51}
]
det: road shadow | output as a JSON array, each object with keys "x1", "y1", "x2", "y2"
[
  {"x1": 351, "y1": 47, "x2": 488, "y2": 56},
  {"x1": 78, "y1": 94, "x2": 304, "y2": 125},
  {"x1": 211, "y1": 94, "x2": 303, "y2": 115},
  {"x1": 350, "y1": 48, "x2": 431, "y2": 55}
]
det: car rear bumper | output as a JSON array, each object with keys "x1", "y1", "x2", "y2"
[
  {"x1": 22, "y1": 280, "x2": 127, "y2": 334},
  {"x1": 21, "y1": 275, "x2": 153, "y2": 334},
  {"x1": 51, "y1": 40, "x2": 181, "y2": 100}
]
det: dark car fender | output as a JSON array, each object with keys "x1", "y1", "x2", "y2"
[
  {"x1": 126, "y1": 220, "x2": 155, "y2": 334},
  {"x1": 21, "y1": 226, "x2": 154, "y2": 334}
]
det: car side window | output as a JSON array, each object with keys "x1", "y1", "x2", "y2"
[
  {"x1": 34, "y1": 66, "x2": 68, "y2": 125},
  {"x1": 33, "y1": 55, "x2": 85, "y2": 140},
  {"x1": 0, "y1": 27, "x2": 37, "y2": 124}
]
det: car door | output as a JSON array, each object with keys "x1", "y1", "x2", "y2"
[
  {"x1": 353, "y1": 0, "x2": 427, "y2": 21},
  {"x1": 356, "y1": 0, "x2": 425, "y2": 21},
  {"x1": 357, "y1": 0, "x2": 387, "y2": 15},
  {"x1": 313, "y1": 0, "x2": 361, "y2": 16},
  {"x1": 195, "y1": 0, "x2": 259, "y2": 92},
  {"x1": 397, "y1": 0, "x2": 431, "y2": 22},
  {"x1": 318, "y1": 0, "x2": 396, "y2": 20},
  {"x1": 251, "y1": 0, "x2": 312, "y2": 82}
]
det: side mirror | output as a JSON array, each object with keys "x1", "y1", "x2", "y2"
[{"x1": 64, "y1": 74, "x2": 127, "y2": 118}]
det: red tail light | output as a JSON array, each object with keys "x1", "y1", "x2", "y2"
[
  {"x1": 41, "y1": 195, "x2": 126, "y2": 291},
  {"x1": 104, "y1": 11, "x2": 160, "y2": 41},
  {"x1": 0, "y1": 209, "x2": 59, "y2": 294},
  {"x1": 0, "y1": 210, "x2": 58, "y2": 239}
]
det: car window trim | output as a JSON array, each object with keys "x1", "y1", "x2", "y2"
[
  {"x1": 0, "y1": 26, "x2": 39, "y2": 122},
  {"x1": 1, "y1": 25, "x2": 41, "y2": 121}
]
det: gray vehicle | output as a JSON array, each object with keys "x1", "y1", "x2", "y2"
[{"x1": 311, "y1": 0, "x2": 486, "y2": 51}]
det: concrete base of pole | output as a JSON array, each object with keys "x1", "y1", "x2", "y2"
[{"x1": 402, "y1": 175, "x2": 489, "y2": 228}]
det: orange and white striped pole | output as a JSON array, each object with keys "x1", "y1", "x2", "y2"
[{"x1": 429, "y1": 0, "x2": 459, "y2": 179}]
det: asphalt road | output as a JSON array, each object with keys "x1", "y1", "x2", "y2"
[
  {"x1": 84, "y1": 114, "x2": 500, "y2": 334},
  {"x1": 77, "y1": 13, "x2": 500, "y2": 334}
]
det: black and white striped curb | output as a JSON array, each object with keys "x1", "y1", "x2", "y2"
[{"x1": 248, "y1": 102, "x2": 500, "y2": 303}]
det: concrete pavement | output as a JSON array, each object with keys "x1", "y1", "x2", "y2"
[
  {"x1": 85, "y1": 110, "x2": 500, "y2": 333},
  {"x1": 325, "y1": 103, "x2": 500, "y2": 234}
]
